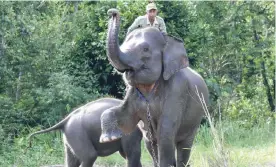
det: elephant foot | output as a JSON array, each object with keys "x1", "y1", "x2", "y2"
[
  {"x1": 100, "y1": 129, "x2": 122, "y2": 143},
  {"x1": 100, "y1": 110, "x2": 123, "y2": 143}
]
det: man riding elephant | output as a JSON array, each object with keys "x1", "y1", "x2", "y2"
[{"x1": 127, "y1": 3, "x2": 167, "y2": 35}]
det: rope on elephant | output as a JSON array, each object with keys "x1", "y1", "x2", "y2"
[
  {"x1": 168, "y1": 34, "x2": 183, "y2": 42},
  {"x1": 135, "y1": 80, "x2": 160, "y2": 166},
  {"x1": 136, "y1": 80, "x2": 159, "y2": 102}
]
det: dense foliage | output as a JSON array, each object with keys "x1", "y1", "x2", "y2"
[{"x1": 0, "y1": 1, "x2": 274, "y2": 141}]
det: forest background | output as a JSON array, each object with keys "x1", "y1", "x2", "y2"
[{"x1": 0, "y1": 1, "x2": 275, "y2": 167}]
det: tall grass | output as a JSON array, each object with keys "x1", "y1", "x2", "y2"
[
  {"x1": 0, "y1": 119, "x2": 274, "y2": 167},
  {"x1": 192, "y1": 87, "x2": 275, "y2": 167},
  {"x1": 195, "y1": 86, "x2": 229, "y2": 167}
]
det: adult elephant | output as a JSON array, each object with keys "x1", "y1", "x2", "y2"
[{"x1": 100, "y1": 9, "x2": 209, "y2": 167}]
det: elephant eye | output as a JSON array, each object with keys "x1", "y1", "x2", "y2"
[{"x1": 143, "y1": 48, "x2": 149, "y2": 52}]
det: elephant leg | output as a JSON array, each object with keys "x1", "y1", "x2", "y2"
[
  {"x1": 158, "y1": 138, "x2": 176, "y2": 167},
  {"x1": 120, "y1": 128, "x2": 143, "y2": 167},
  {"x1": 65, "y1": 131, "x2": 98, "y2": 167},
  {"x1": 176, "y1": 131, "x2": 197, "y2": 167},
  {"x1": 64, "y1": 144, "x2": 80, "y2": 167},
  {"x1": 75, "y1": 143, "x2": 97, "y2": 167},
  {"x1": 119, "y1": 147, "x2": 126, "y2": 159},
  {"x1": 100, "y1": 106, "x2": 123, "y2": 143},
  {"x1": 80, "y1": 157, "x2": 96, "y2": 167},
  {"x1": 157, "y1": 89, "x2": 189, "y2": 167},
  {"x1": 100, "y1": 104, "x2": 139, "y2": 143},
  {"x1": 119, "y1": 147, "x2": 142, "y2": 167},
  {"x1": 158, "y1": 123, "x2": 176, "y2": 167},
  {"x1": 126, "y1": 145, "x2": 142, "y2": 167},
  {"x1": 145, "y1": 139, "x2": 159, "y2": 167},
  {"x1": 176, "y1": 140, "x2": 193, "y2": 167},
  {"x1": 158, "y1": 109, "x2": 179, "y2": 167}
]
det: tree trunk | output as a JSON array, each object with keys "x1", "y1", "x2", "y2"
[
  {"x1": 253, "y1": 29, "x2": 275, "y2": 112},
  {"x1": 260, "y1": 59, "x2": 275, "y2": 112}
]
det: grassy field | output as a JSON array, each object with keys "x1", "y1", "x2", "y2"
[{"x1": 0, "y1": 121, "x2": 275, "y2": 167}]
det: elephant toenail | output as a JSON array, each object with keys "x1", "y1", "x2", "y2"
[
  {"x1": 99, "y1": 135, "x2": 108, "y2": 143},
  {"x1": 104, "y1": 137, "x2": 110, "y2": 143},
  {"x1": 111, "y1": 136, "x2": 118, "y2": 140}
]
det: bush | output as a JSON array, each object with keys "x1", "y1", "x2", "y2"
[{"x1": 225, "y1": 84, "x2": 275, "y2": 128}]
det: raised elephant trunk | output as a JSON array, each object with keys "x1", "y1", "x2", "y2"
[{"x1": 106, "y1": 9, "x2": 130, "y2": 72}]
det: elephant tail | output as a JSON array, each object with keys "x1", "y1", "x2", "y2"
[{"x1": 28, "y1": 109, "x2": 79, "y2": 148}]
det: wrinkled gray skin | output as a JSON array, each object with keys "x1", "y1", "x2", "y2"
[
  {"x1": 29, "y1": 98, "x2": 142, "y2": 167},
  {"x1": 100, "y1": 9, "x2": 209, "y2": 167}
]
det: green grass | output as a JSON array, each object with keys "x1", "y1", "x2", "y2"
[{"x1": 0, "y1": 121, "x2": 274, "y2": 167}]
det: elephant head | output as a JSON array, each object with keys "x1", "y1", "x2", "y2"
[{"x1": 106, "y1": 9, "x2": 189, "y2": 86}]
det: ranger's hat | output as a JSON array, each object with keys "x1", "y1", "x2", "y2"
[{"x1": 146, "y1": 3, "x2": 157, "y2": 11}]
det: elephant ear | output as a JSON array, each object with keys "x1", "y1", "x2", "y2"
[{"x1": 162, "y1": 35, "x2": 189, "y2": 80}]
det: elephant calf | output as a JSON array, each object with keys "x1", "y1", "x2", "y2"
[{"x1": 29, "y1": 98, "x2": 142, "y2": 167}]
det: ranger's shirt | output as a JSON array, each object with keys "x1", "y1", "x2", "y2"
[{"x1": 127, "y1": 15, "x2": 167, "y2": 34}]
